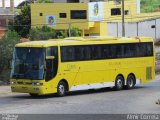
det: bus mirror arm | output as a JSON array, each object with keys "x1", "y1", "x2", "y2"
[{"x1": 44, "y1": 62, "x2": 46, "y2": 71}]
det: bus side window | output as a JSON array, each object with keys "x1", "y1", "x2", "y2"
[
  {"x1": 84, "y1": 46, "x2": 91, "y2": 60},
  {"x1": 101, "y1": 45, "x2": 110, "y2": 59},
  {"x1": 61, "y1": 46, "x2": 75, "y2": 61},
  {"x1": 61, "y1": 47, "x2": 67, "y2": 61},
  {"x1": 75, "y1": 46, "x2": 85, "y2": 60},
  {"x1": 110, "y1": 45, "x2": 116, "y2": 58},
  {"x1": 124, "y1": 44, "x2": 134, "y2": 57},
  {"x1": 146, "y1": 43, "x2": 153, "y2": 56},
  {"x1": 92, "y1": 45, "x2": 102, "y2": 59},
  {"x1": 67, "y1": 47, "x2": 75, "y2": 61},
  {"x1": 115, "y1": 44, "x2": 123, "y2": 58},
  {"x1": 139, "y1": 43, "x2": 146, "y2": 57},
  {"x1": 130, "y1": 44, "x2": 136, "y2": 57}
]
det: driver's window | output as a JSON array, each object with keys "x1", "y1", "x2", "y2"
[{"x1": 45, "y1": 47, "x2": 58, "y2": 81}]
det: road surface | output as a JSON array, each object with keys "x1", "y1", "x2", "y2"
[{"x1": 0, "y1": 75, "x2": 160, "y2": 114}]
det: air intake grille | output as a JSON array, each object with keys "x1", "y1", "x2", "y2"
[{"x1": 146, "y1": 67, "x2": 152, "y2": 80}]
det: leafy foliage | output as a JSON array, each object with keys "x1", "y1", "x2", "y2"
[
  {"x1": 141, "y1": 0, "x2": 160, "y2": 13},
  {"x1": 28, "y1": 26, "x2": 57, "y2": 40},
  {"x1": 9, "y1": 4, "x2": 31, "y2": 38},
  {"x1": 56, "y1": 27, "x2": 81, "y2": 39},
  {"x1": 28, "y1": 26, "x2": 81, "y2": 40},
  {"x1": 70, "y1": 27, "x2": 81, "y2": 37},
  {"x1": 0, "y1": 30, "x2": 20, "y2": 72}
]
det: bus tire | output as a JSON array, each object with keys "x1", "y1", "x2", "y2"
[
  {"x1": 115, "y1": 76, "x2": 124, "y2": 90},
  {"x1": 29, "y1": 93, "x2": 38, "y2": 97},
  {"x1": 57, "y1": 81, "x2": 67, "y2": 97},
  {"x1": 126, "y1": 75, "x2": 135, "y2": 89}
]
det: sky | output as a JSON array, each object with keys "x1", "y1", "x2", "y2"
[{"x1": 0, "y1": 0, "x2": 25, "y2": 7}]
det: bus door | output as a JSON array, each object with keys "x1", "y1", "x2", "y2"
[{"x1": 45, "y1": 47, "x2": 58, "y2": 81}]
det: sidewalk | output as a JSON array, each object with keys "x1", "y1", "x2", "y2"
[{"x1": 0, "y1": 86, "x2": 11, "y2": 96}]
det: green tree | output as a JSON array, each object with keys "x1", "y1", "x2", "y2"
[
  {"x1": 28, "y1": 26, "x2": 57, "y2": 40},
  {"x1": 0, "y1": 30, "x2": 20, "y2": 72},
  {"x1": 141, "y1": 0, "x2": 160, "y2": 13},
  {"x1": 28, "y1": 25, "x2": 81, "y2": 40},
  {"x1": 9, "y1": 4, "x2": 31, "y2": 38},
  {"x1": 57, "y1": 27, "x2": 81, "y2": 38},
  {"x1": 0, "y1": 30, "x2": 20, "y2": 83},
  {"x1": 70, "y1": 27, "x2": 81, "y2": 37}
]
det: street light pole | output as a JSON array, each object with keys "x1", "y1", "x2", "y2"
[
  {"x1": 122, "y1": 0, "x2": 125, "y2": 37},
  {"x1": 68, "y1": 23, "x2": 71, "y2": 37}
]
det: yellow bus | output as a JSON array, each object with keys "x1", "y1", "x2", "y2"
[{"x1": 10, "y1": 36, "x2": 155, "y2": 97}]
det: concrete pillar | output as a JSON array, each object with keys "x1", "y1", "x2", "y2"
[
  {"x1": 2, "y1": 0, "x2": 5, "y2": 8},
  {"x1": 81, "y1": 29, "x2": 85, "y2": 37},
  {"x1": 10, "y1": 0, "x2": 14, "y2": 11}
]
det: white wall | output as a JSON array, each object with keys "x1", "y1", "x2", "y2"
[
  {"x1": 107, "y1": 18, "x2": 160, "y2": 40},
  {"x1": 136, "y1": 0, "x2": 140, "y2": 14}
]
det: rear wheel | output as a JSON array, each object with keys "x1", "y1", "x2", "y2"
[
  {"x1": 126, "y1": 75, "x2": 135, "y2": 89},
  {"x1": 57, "y1": 81, "x2": 67, "y2": 97},
  {"x1": 115, "y1": 76, "x2": 124, "y2": 90}
]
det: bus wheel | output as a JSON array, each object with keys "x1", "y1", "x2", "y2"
[
  {"x1": 115, "y1": 76, "x2": 124, "y2": 90},
  {"x1": 57, "y1": 81, "x2": 67, "y2": 97},
  {"x1": 29, "y1": 93, "x2": 38, "y2": 97},
  {"x1": 126, "y1": 75, "x2": 135, "y2": 89}
]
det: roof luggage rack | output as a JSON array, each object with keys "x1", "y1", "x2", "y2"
[{"x1": 64, "y1": 36, "x2": 117, "y2": 41}]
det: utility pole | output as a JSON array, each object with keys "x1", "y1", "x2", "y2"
[
  {"x1": 68, "y1": 23, "x2": 71, "y2": 37},
  {"x1": 122, "y1": 0, "x2": 125, "y2": 37}
]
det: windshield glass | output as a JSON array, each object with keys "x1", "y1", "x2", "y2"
[{"x1": 11, "y1": 47, "x2": 45, "y2": 80}]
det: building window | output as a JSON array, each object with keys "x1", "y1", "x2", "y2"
[
  {"x1": 71, "y1": 10, "x2": 87, "y2": 19},
  {"x1": 125, "y1": 10, "x2": 129, "y2": 15},
  {"x1": 39, "y1": 13, "x2": 43, "y2": 16},
  {"x1": 111, "y1": 8, "x2": 121, "y2": 16},
  {"x1": 59, "y1": 13, "x2": 67, "y2": 18},
  {"x1": 151, "y1": 25, "x2": 156, "y2": 28},
  {"x1": 85, "y1": 34, "x2": 89, "y2": 36}
]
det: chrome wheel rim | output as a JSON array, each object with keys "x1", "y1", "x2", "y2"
[
  {"x1": 128, "y1": 78, "x2": 133, "y2": 87},
  {"x1": 117, "y1": 79, "x2": 123, "y2": 88},
  {"x1": 59, "y1": 84, "x2": 65, "y2": 94}
]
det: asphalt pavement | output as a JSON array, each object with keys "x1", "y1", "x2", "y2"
[{"x1": 0, "y1": 75, "x2": 160, "y2": 114}]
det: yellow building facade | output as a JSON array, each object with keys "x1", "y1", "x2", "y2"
[{"x1": 31, "y1": 0, "x2": 147, "y2": 36}]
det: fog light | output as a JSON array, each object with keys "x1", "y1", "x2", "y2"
[
  {"x1": 32, "y1": 82, "x2": 43, "y2": 86},
  {"x1": 10, "y1": 81, "x2": 16, "y2": 85}
]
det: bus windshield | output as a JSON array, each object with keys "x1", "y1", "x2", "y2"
[{"x1": 11, "y1": 47, "x2": 45, "y2": 80}]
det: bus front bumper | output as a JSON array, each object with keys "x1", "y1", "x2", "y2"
[
  {"x1": 11, "y1": 84, "x2": 57, "y2": 95},
  {"x1": 11, "y1": 85, "x2": 46, "y2": 94}
]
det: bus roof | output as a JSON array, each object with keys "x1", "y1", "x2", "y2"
[
  {"x1": 15, "y1": 36, "x2": 153, "y2": 47},
  {"x1": 15, "y1": 40, "x2": 59, "y2": 47}
]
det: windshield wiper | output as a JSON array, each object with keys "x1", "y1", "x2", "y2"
[{"x1": 12, "y1": 74, "x2": 25, "y2": 79}]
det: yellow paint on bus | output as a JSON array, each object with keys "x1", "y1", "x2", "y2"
[{"x1": 10, "y1": 36, "x2": 155, "y2": 96}]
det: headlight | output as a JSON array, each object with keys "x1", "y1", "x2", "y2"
[
  {"x1": 32, "y1": 82, "x2": 43, "y2": 86},
  {"x1": 10, "y1": 81, "x2": 16, "y2": 85}
]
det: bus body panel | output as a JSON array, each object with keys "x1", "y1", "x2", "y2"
[{"x1": 10, "y1": 36, "x2": 155, "y2": 95}]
